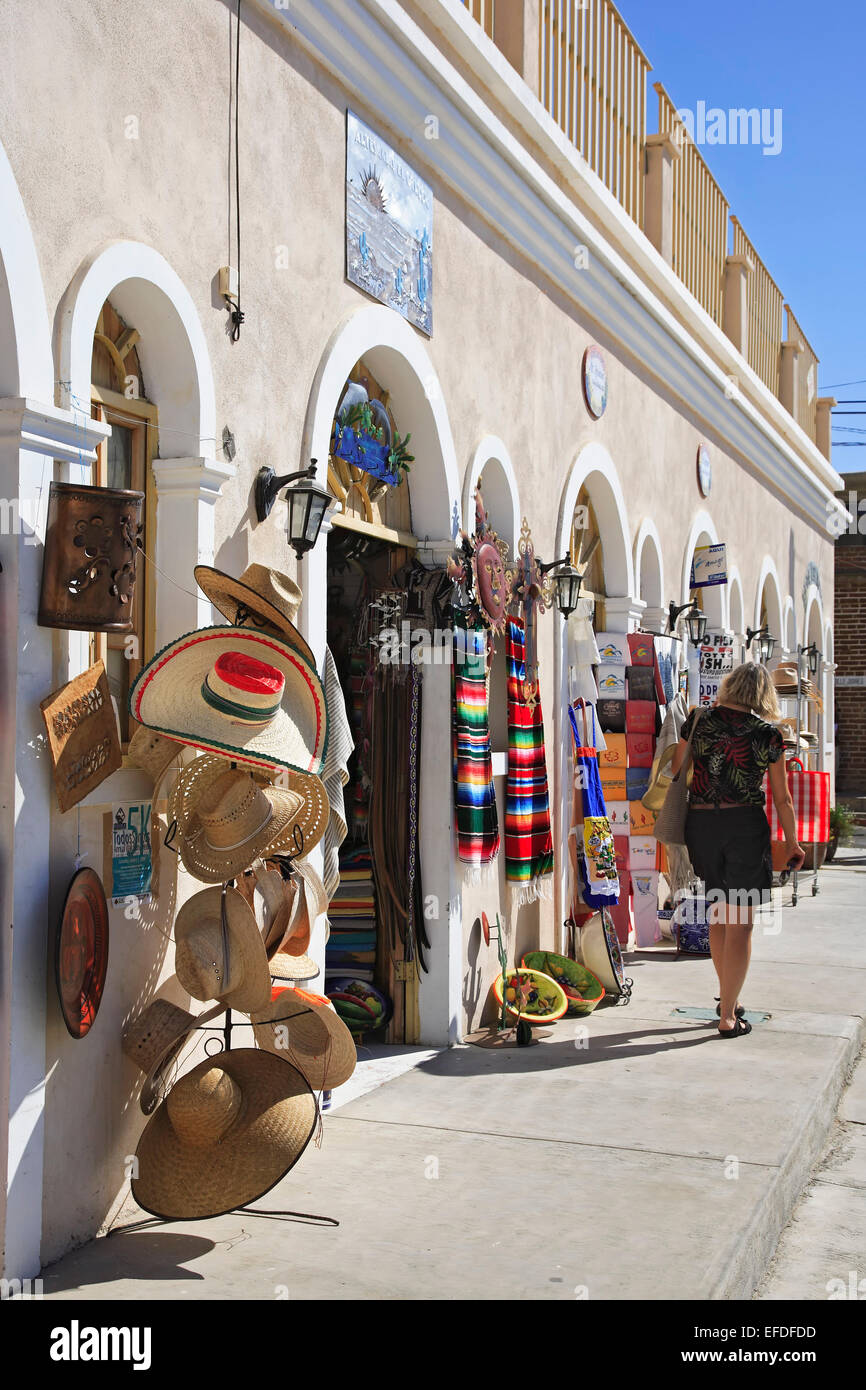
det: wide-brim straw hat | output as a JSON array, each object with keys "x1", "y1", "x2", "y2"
[
  {"x1": 168, "y1": 757, "x2": 328, "y2": 884},
  {"x1": 194, "y1": 562, "x2": 315, "y2": 667},
  {"x1": 131, "y1": 1050, "x2": 318, "y2": 1221},
  {"x1": 122, "y1": 997, "x2": 225, "y2": 1115},
  {"x1": 252, "y1": 986, "x2": 357, "y2": 1090},
  {"x1": 129, "y1": 627, "x2": 328, "y2": 776},
  {"x1": 175, "y1": 885, "x2": 272, "y2": 1012}
]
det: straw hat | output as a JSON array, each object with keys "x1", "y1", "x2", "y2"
[
  {"x1": 194, "y1": 563, "x2": 314, "y2": 667},
  {"x1": 267, "y1": 857, "x2": 327, "y2": 982},
  {"x1": 169, "y1": 760, "x2": 327, "y2": 884},
  {"x1": 129, "y1": 627, "x2": 328, "y2": 776},
  {"x1": 252, "y1": 986, "x2": 357, "y2": 1090},
  {"x1": 127, "y1": 724, "x2": 182, "y2": 786},
  {"x1": 122, "y1": 997, "x2": 225, "y2": 1115},
  {"x1": 131, "y1": 1050, "x2": 318, "y2": 1220},
  {"x1": 175, "y1": 885, "x2": 272, "y2": 1012}
]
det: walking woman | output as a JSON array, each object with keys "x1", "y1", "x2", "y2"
[{"x1": 671, "y1": 663, "x2": 805, "y2": 1038}]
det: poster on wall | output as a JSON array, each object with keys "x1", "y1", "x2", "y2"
[
  {"x1": 346, "y1": 111, "x2": 433, "y2": 335},
  {"x1": 690, "y1": 542, "x2": 727, "y2": 588},
  {"x1": 40, "y1": 661, "x2": 122, "y2": 813},
  {"x1": 699, "y1": 631, "x2": 734, "y2": 706},
  {"x1": 110, "y1": 802, "x2": 153, "y2": 901}
]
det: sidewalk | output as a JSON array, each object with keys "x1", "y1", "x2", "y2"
[{"x1": 40, "y1": 849, "x2": 866, "y2": 1301}]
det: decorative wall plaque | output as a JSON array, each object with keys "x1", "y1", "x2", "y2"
[
  {"x1": 40, "y1": 660, "x2": 122, "y2": 812},
  {"x1": 582, "y1": 346, "x2": 608, "y2": 419},
  {"x1": 38, "y1": 482, "x2": 144, "y2": 633}
]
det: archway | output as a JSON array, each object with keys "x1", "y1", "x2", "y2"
[
  {"x1": 783, "y1": 598, "x2": 797, "y2": 657},
  {"x1": 462, "y1": 435, "x2": 520, "y2": 553},
  {"x1": 804, "y1": 586, "x2": 825, "y2": 758},
  {"x1": 681, "y1": 510, "x2": 727, "y2": 631},
  {"x1": 755, "y1": 557, "x2": 785, "y2": 658},
  {"x1": 58, "y1": 242, "x2": 227, "y2": 648},
  {"x1": 728, "y1": 568, "x2": 745, "y2": 664},
  {"x1": 302, "y1": 304, "x2": 460, "y2": 1046},
  {"x1": 634, "y1": 517, "x2": 664, "y2": 629}
]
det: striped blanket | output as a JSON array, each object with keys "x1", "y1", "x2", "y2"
[
  {"x1": 505, "y1": 614, "x2": 553, "y2": 906},
  {"x1": 452, "y1": 617, "x2": 500, "y2": 881}
]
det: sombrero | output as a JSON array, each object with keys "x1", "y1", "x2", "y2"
[
  {"x1": 174, "y1": 885, "x2": 272, "y2": 1012},
  {"x1": 194, "y1": 563, "x2": 314, "y2": 666},
  {"x1": 129, "y1": 627, "x2": 328, "y2": 776},
  {"x1": 122, "y1": 997, "x2": 225, "y2": 1115},
  {"x1": 252, "y1": 986, "x2": 357, "y2": 1090},
  {"x1": 131, "y1": 1049, "x2": 318, "y2": 1220},
  {"x1": 168, "y1": 759, "x2": 328, "y2": 884},
  {"x1": 55, "y1": 868, "x2": 109, "y2": 1039}
]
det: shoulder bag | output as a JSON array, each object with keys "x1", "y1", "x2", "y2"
[{"x1": 652, "y1": 708, "x2": 704, "y2": 847}]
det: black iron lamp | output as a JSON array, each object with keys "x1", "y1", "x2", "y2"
[
  {"x1": 550, "y1": 562, "x2": 583, "y2": 619},
  {"x1": 685, "y1": 608, "x2": 708, "y2": 645},
  {"x1": 254, "y1": 460, "x2": 331, "y2": 559},
  {"x1": 746, "y1": 626, "x2": 777, "y2": 664},
  {"x1": 800, "y1": 642, "x2": 821, "y2": 677},
  {"x1": 668, "y1": 600, "x2": 693, "y2": 633}
]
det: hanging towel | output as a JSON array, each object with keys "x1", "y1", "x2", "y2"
[
  {"x1": 321, "y1": 646, "x2": 354, "y2": 901},
  {"x1": 567, "y1": 701, "x2": 620, "y2": 912},
  {"x1": 452, "y1": 617, "x2": 500, "y2": 883},
  {"x1": 505, "y1": 614, "x2": 553, "y2": 906}
]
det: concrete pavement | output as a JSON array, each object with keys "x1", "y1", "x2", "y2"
[{"x1": 39, "y1": 847, "x2": 866, "y2": 1300}]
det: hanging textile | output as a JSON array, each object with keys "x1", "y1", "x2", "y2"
[
  {"x1": 567, "y1": 700, "x2": 620, "y2": 913},
  {"x1": 505, "y1": 614, "x2": 553, "y2": 906},
  {"x1": 320, "y1": 645, "x2": 354, "y2": 900},
  {"x1": 451, "y1": 617, "x2": 500, "y2": 883}
]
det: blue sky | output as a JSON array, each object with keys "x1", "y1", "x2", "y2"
[{"x1": 622, "y1": 0, "x2": 865, "y2": 470}]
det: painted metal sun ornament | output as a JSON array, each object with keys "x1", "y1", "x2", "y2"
[{"x1": 446, "y1": 485, "x2": 513, "y2": 642}]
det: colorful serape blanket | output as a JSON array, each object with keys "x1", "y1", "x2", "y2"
[
  {"x1": 452, "y1": 617, "x2": 500, "y2": 883},
  {"x1": 505, "y1": 614, "x2": 553, "y2": 905}
]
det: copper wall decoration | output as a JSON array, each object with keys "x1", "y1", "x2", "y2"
[{"x1": 38, "y1": 481, "x2": 144, "y2": 632}]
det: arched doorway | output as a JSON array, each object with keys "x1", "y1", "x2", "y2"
[
  {"x1": 728, "y1": 569, "x2": 745, "y2": 664},
  {"x1": 302, "y1": 305, "x2": 460, "y2": 1045},
  {"x1": 755, "y1": 558, "x2": 784, "y2": 664}
]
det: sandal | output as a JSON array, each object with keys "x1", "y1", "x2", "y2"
[
  {"x1": 718, "y1": 1017, "x2": 752, "y2": 1038},
  {"x1": 715, "y1": 998, "x2": 745, "y2": 1019}
]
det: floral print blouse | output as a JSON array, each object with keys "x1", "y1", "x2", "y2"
[{"x1": 682, "y1": 705, "x2": 784, "y2": 807}]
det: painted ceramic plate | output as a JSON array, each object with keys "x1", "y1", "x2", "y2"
[{"x1": 55, "y1": 868, "x2": 109, "y2": 1039}]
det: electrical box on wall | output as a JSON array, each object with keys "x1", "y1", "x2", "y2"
[{"x1": 219, "y1": 265, "x2": 239, "y2": 306}]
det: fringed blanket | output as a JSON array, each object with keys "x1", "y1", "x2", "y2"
[
  {"x1": 505, "y1": 615, "x2": 553, "y2": 905},
  {"x1": 452, "y1": 618, "x2": 500, "y2": 883}
]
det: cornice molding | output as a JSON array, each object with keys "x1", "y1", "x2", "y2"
[
  {"x1": 255, "y1": 0, "x2": 844, "y2": 531},
  {"x1": 152, "y1": 455, "x2": 236, "y2": 502},
  {"x1": 0, "y1": 396, "x2": 110, "y2": 464}
]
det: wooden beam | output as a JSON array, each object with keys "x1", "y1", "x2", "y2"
[{"x1": 330, "y1": 511, "x2": 417, "y2": 550}]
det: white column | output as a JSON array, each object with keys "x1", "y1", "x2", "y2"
[
  {"x1": 151, "y1": 456, "x2": 235, "y2": 645},
  {"x1": 604, "y1": 594, "x2": 646, "y2": 633},
  {"x1": 641, "y1": 604, "x2": 667, "y2": 635},
  {"x1": 0, "y1": 397, "x2": 106, "y2": 1280}
]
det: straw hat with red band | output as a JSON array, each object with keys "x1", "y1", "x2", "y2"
[
  {"x1": 129, "y1": 627, "x2": 328, "y2": 776},
  {"x1": 252, "y1": 986, "x2": 357, "y2": 1090},
  {"x1": 194, "y1": 562, "x2": 314, "y2": 667}
]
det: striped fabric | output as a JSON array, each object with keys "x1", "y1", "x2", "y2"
[
  {"x1": 452, "y1": 617, "x2": 500, "y2": 880},
  {"x1": 764, "y1": 765, "x2": 830, "y2": 843},
  {"x1": 505, "y1": 615, "x2": 553, "y2": 903}
]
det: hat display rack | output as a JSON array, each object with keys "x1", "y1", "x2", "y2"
[{"x1": 112, "y1": 563, "x2": 358, "y2": 1230}]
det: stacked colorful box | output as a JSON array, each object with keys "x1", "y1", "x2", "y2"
[{"x1": 326, "y1": 844, "x2": 377, "y2": 983}]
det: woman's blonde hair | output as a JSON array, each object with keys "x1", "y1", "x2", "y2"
[{"x1": 717, "y1": 662, "x2": 781, "y2": 722}]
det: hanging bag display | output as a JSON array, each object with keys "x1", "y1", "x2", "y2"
[
  {"x1": 764, "y1": 757, "x2": 830, "y2": 845},
  {"x1": 568, "y1": 701, "x2": 620, "y2": 911},
  {"x1": 653, "y1": 708, "x2": 704, "y2": 847}
]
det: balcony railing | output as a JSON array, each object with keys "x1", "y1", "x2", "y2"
[
  {"x1": 656, "y1": 83, "x2": 728, "y2": 328},
  {"x1": 538, "y1": 0, "x2": 648, "y2": 224},
  {"x1": 459, "y1": 0, "x2": 824, "y2": 453}
]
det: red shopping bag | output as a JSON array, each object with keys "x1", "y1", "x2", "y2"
[{"x1": 764, "y1": 758, "x2": 830, "y2": 843}]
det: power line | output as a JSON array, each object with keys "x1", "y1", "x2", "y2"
[{"x1": 821, "y1": 377, "x2": 866, "y2": 389}]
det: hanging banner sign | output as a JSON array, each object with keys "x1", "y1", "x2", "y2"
[
  {"x1": 40, "y1": 660, "x2": 122, "y2": 812},
  {"x1": 691, "y1": 542, "x2": 727, "y2": 588},
  {"x1": 699, "y1": 631, "x2": 734, "y2": 706},
  {"x1": 111, "y1": 802, "x2": 153, "y2": 900}
]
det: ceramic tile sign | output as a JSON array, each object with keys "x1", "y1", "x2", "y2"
[
  {"x1": 699, "y1": 631, "x2": 734, "y2": 707},
  {"x1": 346, "y1": 111, "x2": 433, "y2": 335},
  {"x1": 690, "y1": 542, "x2": 727, "y2": 588},
  {"x1": 110, "y1": 802, "x2": 153, "y2": 901},
  {"x1": 582, "y1": 345, "x2": 608, "y2": 419},
  {"x1": 40, "y1": 660, "x2": 121, "y2": 813}
]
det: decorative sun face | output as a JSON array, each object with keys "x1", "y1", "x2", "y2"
[{"x1": 360, "y1": 166, "x2": 388, "y2": 212}]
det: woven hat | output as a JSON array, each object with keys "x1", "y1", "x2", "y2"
[
  {"x1": 267, "y1": 857, "x2": 327, "y2": 982},
  {"x1": 169, "y1": 760, "x2": 327, "y2": 884},
  {"x1": 122, "y1": 997, "x2": 225, "y2": 1115},
  {"x1": 194, "y1": 563, "x2": 314, "y2": 667},
  {"x1": 129, "y1": 627, "x2": 328, "y2": 776},
  {"x1": 252, "y1": 986, "x2": 357, "y2": 1089},
  {"x1": 127, "y1": 724, "x2": 182, "y2": 785},
  {"x1": 175, "y1": 885, "x2": 272, "y2": 1012},
  {"x1": 131, "y1": 1049, "x2": 318, "y2": 1220}
]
